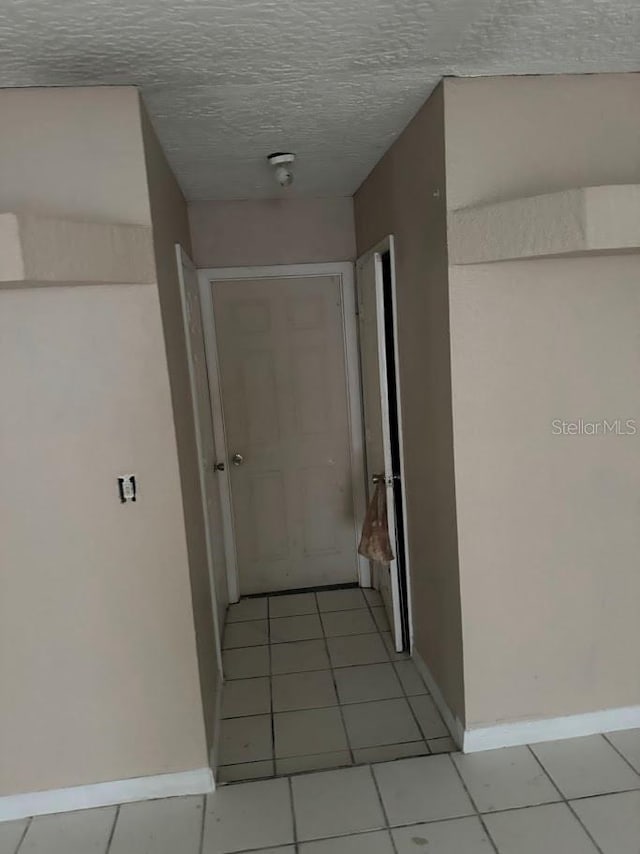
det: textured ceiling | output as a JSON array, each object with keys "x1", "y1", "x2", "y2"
[{"x1": 1, "y1": 0, "x2": 639, "y2": 200}]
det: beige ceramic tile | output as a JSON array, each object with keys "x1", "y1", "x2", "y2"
[
  {"x1": 409, "y1": 695, "x2": 449, "y2": 739},
  {"x1": 343, "y1": 698, "x2": 421, "y2": 749},
  {"x1": 223, "y1": 620, "x2": 269, "y2": 649},
  {"x1": 317, "y1": 588, "x2": 367, "y2": 611},
  {"x1": 370, "y1": 607, "x2": 390, "y2": 632},
  {"x1": 531, "y1": 735, "x2": 640, "y2": 799},
  {"x1": 274, "y1": 707, "x2": 347, "y2": 758},
  {"x1": 272, "y1": 669, "x2": 337, "y2": 712},
  {"x1": 270, "y1": 639, "x2": 330, "y2": 675},
  {"x1": 571, "y1": 790, "x2": 640, "y2": 854},
  {"x1": 393, "y1": 816, "x2": 495, "y2": 853},
  {"x1": 269, "y1": 593, "x2": 318, "y2": 617},
  {"x1": 217, "y1": 760, "x2": 275, "y2": 783},
  {"x1": 222, "y1": 645, "x2": 270, "y2": 679},
  {"x1": 219, "y1": 714, "x2": 272, "y2": 765},
  {"x1": 374, "y1": 755, "x2": 474, "y2": 825},
  {"x1": 109, "y1": 796, "x2": 203, "y2": 854},
  {"x1": 202, "y1": 778, "x2": 294, "y2": 853},
  {"x1": 321, "y1": 609, "x2": 376, "y2": 637},
  {"x1": 19, "y1": 807, "x2": 117, "y2": 854},
  {"x1": 292, "y1": 766, "x2": 385, "y2": 841},
  {"x1": 353, "y1": 741, "x2": 428, "y2": 764},
  {"x1": 226, "y1": 598, "x2": 268, "y2": 622},
  {"x1": 363, "y1": 589, "x2": 383, "y2": 607},
  {"x1": 393, "y1": 660, "x2": 428, "y2": 696},
  {"x1": 605, "y1": 728, "x2": 640, "y2": 773},
  {"x1": 483, "y1": 802, "x2": 598, "y2": 854},
  {"x1": 299, "y1": 830, "x2": 394, "y2": 853},
  {"x1": 222, "y1": 677, "x2": 271, "y2": 718},
  {"x1": 270, "y1": 614, "x2": 323, "y2": 643},
  {"x1": 334, "y1": 663, "x2": 403, "y2": 704},
  {"x1": 327, "y1": 633, "x2": 389, "y2": 668},
  {"x1": 428, "y1": 737, "x2": 458, "y2": 754},
  {"x1": 276, "y1": 750, "x2": 352, "y2": 775},
  {"x1": 452, "y1": 746, "x2": 560, "y2": 812},
  {"x1": 0, "y1": 819, "x2": 28, "y2": 854}
]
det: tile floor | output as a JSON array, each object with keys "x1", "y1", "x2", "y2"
[
  {"x1": 218, "y1": 587, "x2": 454, "y2": 781},
  {"x1": 3, "y1": 730, "x2": 639, "y2": 853}
]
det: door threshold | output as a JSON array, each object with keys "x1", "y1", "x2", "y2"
[{"x1": 244, "y1": 581, "x2": 362, "y2": 599}]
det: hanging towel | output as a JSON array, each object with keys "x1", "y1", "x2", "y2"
[{"x1": 358, "y1": 480, "x2": 395, "y2": 563}]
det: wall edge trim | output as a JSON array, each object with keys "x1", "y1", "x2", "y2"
[
  {"x1": 0, "y1": 767, "x2": 214, "y2": 823},
  {"x1": 412, "y1": 649, "x2": 465, "y2": 749},
  {"x1": 463, "y1": 705, "x2": 640, "y2": 753}
]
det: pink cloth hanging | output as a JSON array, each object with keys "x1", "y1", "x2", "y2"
[{"x1": 358, "y1": 481, "x2": 394, "y2": 563}]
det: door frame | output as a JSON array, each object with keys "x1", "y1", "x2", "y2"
[
  {"x1": 198, "y1": 261, "x2": 370, "y2": 602},
  {"x1": 356, "y1": 235, "x2": 414, "y2": 651},
  {"x1": 175, "y1": 244, "x2": 224, "y2": 675}
]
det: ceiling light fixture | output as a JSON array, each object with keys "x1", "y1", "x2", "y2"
[{"x1": 267, "y1": 152, "x2": 296, "y2": 188}]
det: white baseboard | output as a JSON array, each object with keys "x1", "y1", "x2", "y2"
[
  {"x1": 412, "y1": 649, "x2": 465, "y2": 748},
  {"x1": 0, "y1": 767, "x2": 214, "y2": 823},
  {"x1": 210, "y1": 673, "x2": 225, "y2": 779},
  {"x1": 411, "y1": 650, "x2": 640, "y2": 755},
  {"x1": 463, "y1": 704, "x2": 640, "y2": 753}
]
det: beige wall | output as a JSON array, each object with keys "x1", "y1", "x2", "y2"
[
  {"x1": 0, "y1": 87, "x2": 150, "y2": 224},
  {"x1": 140, "y1": 103, "x2": 225, "y2": 750},
  {"x1": 0, "y1": 87, "x2": 209, "y2": 796},
  {"x1": 354, "y1": 84, "x2": 466, "y2": 722},
  {"x1": 445, "y1": 73, "x2": 640, "y2": 727},
  {"x1": 188, "y1": 197, "x2": 355, "y2": 268},
  {"x1": 445, "y1": 73, "x2": 640, "y2": 211}
]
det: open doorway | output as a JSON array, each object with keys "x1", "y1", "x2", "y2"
[{"x1": 187, "y1": 253, "x2": 447, "y2": 785}]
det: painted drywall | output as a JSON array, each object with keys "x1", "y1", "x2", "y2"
[
  {"x1": 354, "y1": 83, "x2": 465, "y2": 722},
  {"x1": 0, "y1": 87, "x2": 208, "y2": 796},
  {"x1": 141, "y1": 103, "x2": 226, "y2": 751},
  {"x1": 445, "y1": 73, "x2": 640, "y2": 211},
  {"x1": 444, "y1": 73, "x2": 640, "y2": 728},
  {"x1": 188, "y1": 197, "x2": 356, "y2": 268},
  {"x1": 0, "y1": 87, "x2": 150, "y2": 224},
  {"x1": 0, "y1": 285, "x2": 207, "y2": 794}
]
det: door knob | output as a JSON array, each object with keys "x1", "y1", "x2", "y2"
[
  {"x1": 231, "y1": 453, "x2": 244, "y2": 466},
  {"x1": 214, "y1": 462, "x2": 225, "y2": 472}
]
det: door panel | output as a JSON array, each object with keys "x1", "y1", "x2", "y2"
[
  {"x1": 356, "y1": 251, "x2": 404, "y2": 651},
  {"x1": 177, "y1": 247, "x2": 228, "y2": 647},
  {"x1": 213, "y1": 274, "x2": 359, "y2": 594}
]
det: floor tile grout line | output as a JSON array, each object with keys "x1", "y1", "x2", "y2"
[
  {"x1": 318, "y1": 601, "x2": 355, "y2": 766},
  {"x1": 104, "y1": 803, "x2": 120, "y2": 854},
  {"x1": 13, "y1": 815, "x2": 32, "y2": 853},
  {"x1": 197, "y1": 795, "x2": 207, "y2": 854},
  {"x1": 266, "y1": 598, "x2": 276, "y2": 772},
  {"x1": 446, "y1": 752, "x2": 502, "y2": 854},
  {"x1": 287, "y1": 775, "x2": 298, "y2": 849},
  {"x1": 368, "y1": 763, "x2": 401, "y2": 854},
  {"x1": 525, "y1": 743, "x2": 606, "y2": 854},
  {"x1": 601, "y1": 731, "x2": 640, "y2": 777},
  {"x1": 225, "y1": 628, "x2": 391, "y2": 651},
  {"x1": 392, "y1": 656, "x2": 436, "y2": 748}
]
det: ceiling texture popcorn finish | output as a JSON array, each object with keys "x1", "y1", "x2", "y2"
[{"x1": 1, "y1": 0, "x2": 639, "y2": 199}]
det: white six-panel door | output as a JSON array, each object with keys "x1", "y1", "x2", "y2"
[{"x1": 211, "y1": 273, "x2": 361, "y2": 595}]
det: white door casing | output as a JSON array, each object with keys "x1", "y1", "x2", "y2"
[
  {"x1": 176, "y1": 245, "x2": 226, "y2": 670},
  {"x1": 356, "y1": 238, "x2": 411, "y2": 652},
  {"x1": 199, "y1": 263, "x2": 369, "y2": 598}
]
